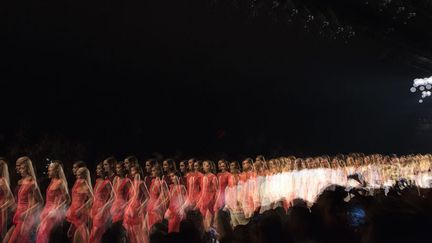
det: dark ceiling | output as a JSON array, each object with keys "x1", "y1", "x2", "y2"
[{"x1": 1, "y1": 0, "x2": 432, "y2": 163}]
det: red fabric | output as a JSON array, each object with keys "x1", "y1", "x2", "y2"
[
  {"x1": 124, "y1": 179, "x2": 148, "y2": 243},
  {"x1": 0, "y1": 177, "x2": 11, "y2": 238},
  {"x1": 36, "y1": 179, "x2": 68, "y2": 243},
  {"x1": 186, "y1": 172, "x2": 203, "y2": 208},
  {"x1": 197, "y1": 173, "x2": 217, "y2": 216},
  {"x1": 166, "y1": 184, "x2": 186, "y2": 233},
  {"x1": 66, "y1": 179, "x2": 90, "y2": 227},
  {"x1": 146, "y1": 178, "x2": 168, "y2": 232},
  {"x1": 9, "y1": 180, "x2": 39, "y2": 243},
  {"x1": 89, "y1": 178, "x2": 113, "y2": 243},
  {"x1": 239, "y1": 171, "x2": 257, "y2": 217},
  {"x1": 214, "y1": 172, "x2": 230, "y2": 212},
  {"x1": 110, "y1": 177, "x2": 132, "y2": 223}
]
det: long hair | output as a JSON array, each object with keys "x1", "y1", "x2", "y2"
[
  {"x1": 18, "y1": 156, "x2": 44, "y2": 205},
  {"x1": 77, "y1": 167, "x2": 93, "y2": 196},
  {"x1": 0, "y1": 158, "x2": 11, "y2": 188},
  {"x1": 203, "y1": 160, "x2": 216, "y2": 174},
  {"x1": 51, "y1": 160, "x2": 70, "y2": 196}
]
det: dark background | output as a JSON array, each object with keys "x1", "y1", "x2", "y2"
[{"x1": 1, "y1": 0, "x2": 432, "y2": 175}]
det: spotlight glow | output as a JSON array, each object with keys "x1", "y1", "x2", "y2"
[{"x1": 411, "y1": 76, "x2": 432, "y2": 102}]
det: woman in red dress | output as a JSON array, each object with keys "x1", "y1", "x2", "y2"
[
  {"x1": 196, "y1": 160, "x2": 218, "y2": 231},
  {"x1": 225, "y1": 161, "x2": 249, "y2": 228},
  {"x1": 184, "y1": 160, "x2": 203, "y2": 211},
  {"x1": 6, "y1": 156, "x2": 43, "y2": 243},
  {"x1": 36, "y1": 161, "x2": 70, "y2": 243},
  {"x1": 89, "y1": 163, "x2": 114, "y2": 243},
  {"x1": 162, "y1": 159, "x2": 176, "y2": 186},
  {"x1": 145, "y1": 164, "x2": 169, "y2": 234},
  {"x1": 164, "y1": 171, "x2": 187, "y2": 233},
  {"x1": 214, "y1": 159, "x2": 230, "y2": 214},
  {"x1": 0, "y1": 158, "x2": 15, "y2": 241},
  {"x1": 239, "y1": 158, "x2": 258, "y2": 218},
  {"x1": 178, "y1": 160, "x2": 188, "y2": 185},
  {"x1": 102, "y1": 157, "x2": 117, "y2": 183},
  {"x1": 143, "y1": 159, "x2": 157, "y2": 190},
  {"x1": 123, "y1": 156, "x2": 138, "y2": 180},
  {"x1": 66, "y1": 167, "x2": 93, "y2": 243},
  {"x1": 110, "y1": 161, "x2": 132, "y2": 224},
  {"x1": 123, "y1": 165, "x2": 149, "y2": 243}
]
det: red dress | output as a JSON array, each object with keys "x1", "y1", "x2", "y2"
[
  {"x1": 0, "y1": 177, "x2": 13, "y2": 239},
  {"x1": 124, "y1": 179, "x2": 148, "y2": 243},
  {"x1": 214, "y1": 172, "x2": 230, "y2": 212},
  {"x1": 110, "y1": 177, "x2": 132, "y2": 223},
  {"x1": 89, "y1": 178, "x2": 113, "y2": 243},
  {"x1": 146, "y1": 178, "x2": 168, "y2": 233},
  {"x1": 162, "y1": 174, "x2": 172, "y2": 186},
  {"x1": 66, "y1": 179, "x2": 91, "y2": 241},
  {"x1": 36, "y1": 179, "x2": 68, "y2": 243},
  {"x1": 165, "y1": 184, "x2": 186, "y2": 233},
  {"x1": 185, "y1": 172, "x2": 203, "y2": 209},
  {"x1": 239, "y1": 171, "x2": 257, "y2": 217},
  {"x1": 9, "y1": 179, "x2": 41, "y2": 243},
  {"x1": 144, "y1": 176, "x2": 152, "y2": 190},
  {"x1": 225, "y1": 174, "x2": 240, "y2": 212},
  {"x1": 197, "y1": 173, "x2": 217, "y2": 217}
]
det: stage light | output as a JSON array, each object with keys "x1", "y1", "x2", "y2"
[{"x1": 411, "y1": 76, "x2": 432, "y2": 101}]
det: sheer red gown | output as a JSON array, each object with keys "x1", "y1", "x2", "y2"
[
  {"x1": 66, "y1": 178, "x2": 91, "y2": 242},
  {"x1": 214, "y1": 171, "x2": 230, "y2": 212},
  {"x1": 89, "y1": 178, "x2": 113, "y2": 243},
  {"x1": 144, "y1": 175, "x2": 152, "y2": 191},
  {"x1": 124, "y1": 178, "x2": 148, "y2": 243},
  {"x1": 0, "y1": 177, "x2": 13, "y2": 239},
  {"x1": 146, "y1": 178, "x2": 168, "y2": 233},
  {"x1": 36, "y1": 179, "x2": 68, "y2": 243},
  {"x1": 197, "y1": 173, "x2": 218, "y2": 217},
  {"x1": 239, "y1": 171, "x2": 258, "y2": 218},
  {"x1": 165, "y1": 183, "x2": 186, "y2": 233},
  {"x1": 110, "y1": 177, "x2": 132, "y2": 223},
  {"x1": 185, "y1": 172, "x2": 203, "y2": 209},
  {"x1": 9, "y1": 179, "x2": 41, "y2": 243}
]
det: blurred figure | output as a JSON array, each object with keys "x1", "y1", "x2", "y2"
[
  {"x1": 36, "y1": 161, "x2": 70, "y2": 243},
  {"x1": 164, "y1": 171, "x2": 187, "y2": 233},
  {"x1": 89, "y1": 163, "x2": 114, "y2": 243},
  {"x1": 124, "y1": 165, "x2": 149, "y2": 243},
  {"x1": 197, "y1": 160, "x2": 218, "y2": 232},
  {"x1": 66, "y1": 167, "x2": 92, "y2": 243},
  {"x1": 146, "y1": 163, "x2": 169, "y2": 234},
  {"x1": 162, "y1": 159, "x2": 177, "y2": 186},
  {"x1": 6, "y1": 156, "x2": 43, "y2": 243},
  {"x1": 103, "y1": 157, "x2": 117, "y2": 183},
  {"x1": 124, "y1": 156, "x2": 138, "y2": 180},
  {"x1": 214, "y1": 160, "x2": 230, "y2": 213},
  {"x1": 0, "y1": 158, "x2": 15, "y2": 241}
]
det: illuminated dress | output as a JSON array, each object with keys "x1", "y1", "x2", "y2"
[
  {"x1": 146, "y1": 177, "x2": 168, "y2": 233},
  {"x1": 214, "y1": 171, "x2": 230, "y2": 213},
  {"x1": 124, "y1": 176, "x2": 148, "y2": 243},
  {"x1": 9, "y1": 178, "x2": 41, "y2": 243},
  {"x1": 89, "y1": 177, "x2": 113, "y2": 243},
  {"x1": 165, "y1": 180, "x2": 187, "y2": 233},
  {"x1": 66, "y1": 178, "x2": 92, "y2": 243},
  {"x1": 110, "y1": 177, "x2": 132, "y2": 223},
  {"x1": 36, "y1": 179, "x2": 68, "y2": 243},
  {"x1": 0, "y1": 173, "x2": 14, "y2": 240}
]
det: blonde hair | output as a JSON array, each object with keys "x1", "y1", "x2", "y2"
[{"x1": 77, "y1": 167, "x2": 93, "y2": 196}]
